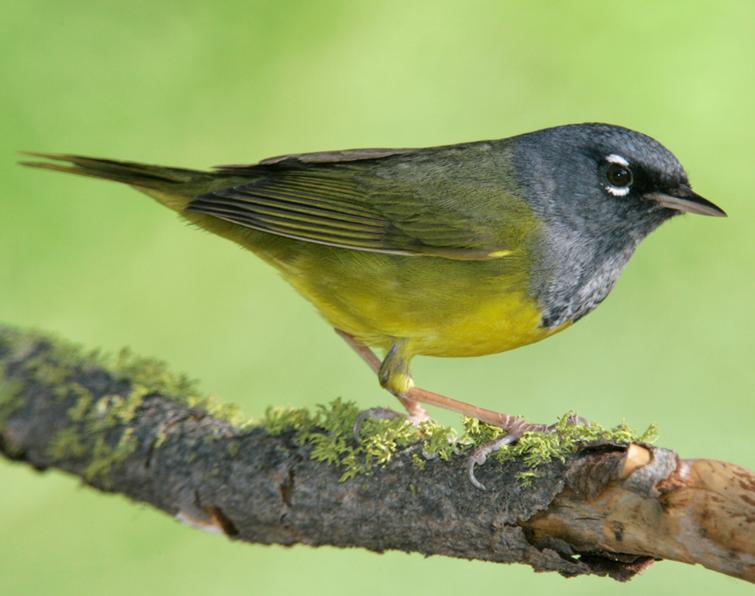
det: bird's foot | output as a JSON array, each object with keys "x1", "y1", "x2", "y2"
[
  {"x1": 352, "y1": 405, "x2": 430, "y2": 440},
  {"x1": 467, "y1": 413, "x2": 589, "y2": 490}
]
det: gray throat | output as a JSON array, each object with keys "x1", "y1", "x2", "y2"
[{"x1": 531, "y1": 225, "x2": 648, "y2": 329}]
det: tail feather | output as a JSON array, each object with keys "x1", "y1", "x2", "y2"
[{"x1": 19, "y1": 152, "x2": 208, "y2": 190}]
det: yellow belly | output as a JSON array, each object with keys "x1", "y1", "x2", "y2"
[
  {"x1": 317, "y1": 285, "x2": 568, "y2": 357},
  {"x1": 263, "y1": 241, "x2": 568, "y2": 358}
]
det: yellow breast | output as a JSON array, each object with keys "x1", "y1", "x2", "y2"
[
  {"x1": 263, "y1": 241, "x2": 569, "y2": 358},
  {"x1": 400, "y1": 292, "x2": 570, "y2": 357}
]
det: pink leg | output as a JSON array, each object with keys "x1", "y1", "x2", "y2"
[
  {"x1": 335, "y1": 329, "x2": 547, "y2": 434},
  {"x1": 335, "y1": 329, "x2": 428, "y2": 421},
  {"x1": 335, "y1": 329, "x2": 545, "y2": 429},
  {"x1": 335, "y1": 328, "x2": 583, "y2": 490}
]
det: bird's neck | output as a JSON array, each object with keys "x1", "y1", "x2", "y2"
[{"x1": 530, "y1": 224, "x2": 651, "y2": 329}]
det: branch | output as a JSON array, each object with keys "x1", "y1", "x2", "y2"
[{"x1": 0, "y1": 324, "x2": 752, "y2": 583}]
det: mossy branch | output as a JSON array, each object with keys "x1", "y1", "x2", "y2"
[{"x1": 0, "y1": 324, "x2": 753, "y2": 583}]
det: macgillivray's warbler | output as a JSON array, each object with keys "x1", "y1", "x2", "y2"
[{"x1": 22, "y1": 123, "x2": 725, "y2": 473}]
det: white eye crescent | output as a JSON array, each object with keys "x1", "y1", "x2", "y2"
[
  {"x1": 606, "y1": 184, "x2": 631, "y2": 197},
  {"x1": 603, "y1": 154, "x2": 633, "y2": 196},
  {"x1": 605, "y1": 154, "x2": 629, "y2": 167}
]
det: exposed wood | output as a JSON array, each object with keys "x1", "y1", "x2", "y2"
[{"x1": 523, "y1": 448, "x2": 755, "y2": 582}]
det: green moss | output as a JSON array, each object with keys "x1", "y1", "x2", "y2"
[
  {"x1": 65, "y1": 384, "x2": 95, "y2": 422},
  {"x1": 1, "y1": 327, "x2": 657, "y2": 485},
  {"x1": 82, "y1": 428, "x2": 138, "y2": 485},
  {"x1": 0, "y1": 376, "x2": 24, "y2": 428},
  {"x1": 3, "y1": 329, "x2": 251, "y2": 426},
  {"x1": 260, "y1": 399, "x2": 657, "y2": 483},
  {"x1": 485, "y1": 413, "x2": 658, "y2": 485},
  {"x1": 261, "y1": 404, "x2": 316, "y2": 437},
  {"x1": 0, "y1": 329, "x2": 249, "y2": 478},
  {"x1": 112, "y1": 348, "x2": 198, "y2": 398},
  {"x1": 226, "y1": 441, "x2": 241, "y2": 458},
  {"x1": 0, "y1": 330, "x2": 86, "y2": 428},
  {"x1": 111, "y1": 348, "x2": 255, "y2": 429},
  {"x1": 47, "y1": 426, "x2": 88, "y2": 460},
  {"x1": 0, "y1": 328, "x2": 256, "y2": 482},
  {"x1": 44, "y1": 389, "x2": 145, "y2": 478}
]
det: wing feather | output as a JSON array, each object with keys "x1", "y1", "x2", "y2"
[{"x1": 188, "y1": 150, "x2": 518, "y2": 261}]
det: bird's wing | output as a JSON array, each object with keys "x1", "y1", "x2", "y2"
[
  {"x1": 218, "y1": 147, "x2": 417, "y2": 168},
  {"x1": 187, "y1": 147, "x2": 525, "y2": 261}
]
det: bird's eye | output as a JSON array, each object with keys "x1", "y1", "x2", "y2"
[{"x1": 606, "y1": 163, "x2": 633, "y2": 188}]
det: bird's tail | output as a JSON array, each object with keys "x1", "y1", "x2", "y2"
[{"x1": 19, "y1": 152, "x2": 217, "y2": 211}]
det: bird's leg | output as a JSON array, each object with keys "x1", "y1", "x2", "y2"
[
  {"x1": 335, "y1": 329, "x2": 586, "y2": 487},
  {"x1": 335, "y1": 330, "x2": 429, "y2": 430},
  {"x1": 336, "y1": 329, "x2": 542, "y2": 429}
]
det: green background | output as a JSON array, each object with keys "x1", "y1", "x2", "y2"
[{"x1": 2, "y1": 1, "x2": 753, "y2": 594}]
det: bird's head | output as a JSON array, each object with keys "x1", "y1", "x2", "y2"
[{"x1": 511, "y1": 123, "x2": 725, "y2": 238}]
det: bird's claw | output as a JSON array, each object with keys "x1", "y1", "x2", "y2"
[
  {"x1": 546, "y1": 413, "x2": 590, "y2": 431},
  {"x1": 352, "y1": 406, "x2": 429, "y2": 441},
  {"x1": 467, "y1": 432, "x2": 521, "y2": 490},
  {"x1": 467, "y1": 413, "x2": 590, "y2": 490},
  {"x1": 352, "y1": 407, "x2": 405, "y2": 440}
]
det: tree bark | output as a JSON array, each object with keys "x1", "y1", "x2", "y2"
[{"x1": 0, "y1": 324, "x2": 752, "y2": 583}]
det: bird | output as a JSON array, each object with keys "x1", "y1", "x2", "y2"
[{"x1": 21, "y1": 123, "x2": 725, "y2": 446}]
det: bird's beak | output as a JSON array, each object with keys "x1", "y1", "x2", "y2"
[{"x1": 645, "y1": 185, "x2": 726, "y2": 217}]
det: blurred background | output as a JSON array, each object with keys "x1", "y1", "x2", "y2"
[{"x1": 1, "y1": 0, "x2": 753, "y2": 594}]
